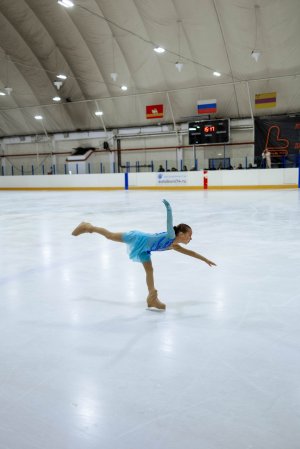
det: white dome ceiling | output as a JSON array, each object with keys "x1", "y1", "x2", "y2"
[{"x1": 0, "y1": 0, "x2": 299, "y2": 136}]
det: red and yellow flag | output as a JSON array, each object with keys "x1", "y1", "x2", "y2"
[{"x1": 146, "y1": 104, "x2": 164, "y2": 119}]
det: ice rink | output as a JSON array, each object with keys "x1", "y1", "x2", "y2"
[{"x1": 1, "y1": 188, "x2": 300, "y2": 449}]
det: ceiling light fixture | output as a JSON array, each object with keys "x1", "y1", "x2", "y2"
[
  {"x1": 110, "y1": 72, "x2": 118, "y2": 82},
  {"x1": 251, "y1": 50, "x2": 261, "y2": 62},
  {"x1": 53, "y1": 80, "x2": 63, "y2": 90},
  {"x1": 0, "y1": 92, "x2": 6, "y2": 96},
  {"x1": 110, "y1": 36, "x2": 118, "y2": 82},
  {"x1": 154, "y1": 47, "x2": 165, "y2": 54},
  {"x1": 121, "y1": 85, "x2": 128, "y2": 91},
  {"x1": 175, "y1": 62, "x2": 183, "y2": 72},
  {"x1": 57, "y1": 74, "x2": 67, "y2": 80},
  {"x1": 95, "y1": 111, "x2": 103, "y2": 116},
  {"x1": 251, "y1": 5, "x2": 261, "y2": 62},
  {"x1": 4, "y1": 87, "x2": 13, "y2": 95},
  {"x1": 175, "y1": 20, "x2": 184, "y2": 73},
  {"x1": 57, "y1": 0, "x2": 74, "y2": 8},
  {"x1": 53, "y1": 96, "x2": 61, "y2": 102},
  {"x1": 213, "y1": 71, "x2": 221, "y2": 77},
  {"x1": 34, "y1": 115, "x2": 43, "y2": 120}
]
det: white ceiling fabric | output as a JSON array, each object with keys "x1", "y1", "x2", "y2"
[{"x1": 0, "y1": 0, "x2": 299, "y2": 136}]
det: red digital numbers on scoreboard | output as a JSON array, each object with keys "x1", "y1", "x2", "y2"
[
  {"x1": 204, "y1": 126, "x2": 216, "y2": 133},
  {"x1": 189, "y1": 119, "x2": 230, "y2": 145}
]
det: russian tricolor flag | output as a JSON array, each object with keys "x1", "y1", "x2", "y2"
[{"x1": 197, "y1": 99, "x2": 217, "y2": 114}]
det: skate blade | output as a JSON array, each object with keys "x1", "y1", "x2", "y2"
[{"x1": 146, "y1": 306, "x2": 166, "y2": 312}]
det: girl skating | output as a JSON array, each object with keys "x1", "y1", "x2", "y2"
[{"x1": 71, "y1": 199, "x2": 216, "y2": 310}]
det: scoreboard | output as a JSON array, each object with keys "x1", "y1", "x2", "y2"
[{"x1": 189, "y1": 119, "x2": 230, "y2": 145}]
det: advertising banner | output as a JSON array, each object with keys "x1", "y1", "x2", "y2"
[
  {"x1": 255, "y1": 116, "x2": 300, "y2": 158},
  {"x1": 156, "y1": 172, "x2": 188, "y2": 185}
]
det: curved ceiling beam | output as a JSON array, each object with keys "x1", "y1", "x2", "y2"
[
  {"x1": 0, "y1": 3, "x2": 76, "y2": 132},
  {"x1": 25, "y1": 0, "x2": 98, "y2": 129},
  {"x1": 212, "y1": 0, "x2": 241, "y2": 117},
  {"x1": 78, "y1": 0, "x2": 168, "y2": 91},
  {"x1": 0, "y1": 51, "x2": 37, "y2": 135}
]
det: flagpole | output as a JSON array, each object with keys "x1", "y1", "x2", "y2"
[
  {"x1": 166, "y1": 92, "x2": 182, "y2": 169},
  {"x1": 166, "y1": 92, "x2": 179, "y2": 141},
  {"x1": 246, "y1": 81, "x2": 255, "y2": 157}
]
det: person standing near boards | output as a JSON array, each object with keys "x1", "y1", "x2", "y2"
[{"x1": 262, "y1": 149, "x2": 272, "y2": 168}]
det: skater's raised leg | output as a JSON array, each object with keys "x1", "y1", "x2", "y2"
[{"x1": 72, "y1": 222, "x2": 123, "y2": 242}]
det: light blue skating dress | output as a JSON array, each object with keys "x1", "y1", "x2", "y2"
[{"x1": 122, "y1": 201, "x2": 175, "y2": 263}]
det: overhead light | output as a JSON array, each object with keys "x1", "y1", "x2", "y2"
[
  {"x1": 57, "y1": 0, "x2": 74, "y2": 7},
  {"x1": 121, "y1": 85, "x2": 128, "y2": 91},
  {"x1": 176, "y1": 20, "x2": 183, "y2": 72},
  {"x1": 53, "y1": 96, "x2": 61, "y2": 102},
  {"x1": 110, "y1": 72, "x2": 118, "y2": 82},
  {"x1": 251, "y1": 6, "x2": 261, "y2": 63},
  {"x1": 34, "y1": 115, "x2": 43, "y2": 120},
  {"x1": 95, "y1": 111, "x2": 103, "y2": 116},
  {"x1": 175, "y1": 62, "x2": 183, "y2": 72},
  {"x1": 54, "y1": 80, "x2": 63, "y2": 90},
  {"x1": 0, "y1": 92, "x2": 6, "y2": 96},
  {"x1": 251, "y1": 50, "x2": 261, "y2": 62},
  {"x1": 154, "y1": 47, "x2": 165, "y2": 54},
  {"x1": 57, "y1": 74, "x2": 67, "y2": 80},
  {"x1": 213, "y1": 71, "x2": 221, "y2": 77}
]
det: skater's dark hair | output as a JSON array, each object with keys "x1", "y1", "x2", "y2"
[{"x1": 173, "y1": 223, "x2": 192, "y2": 235}]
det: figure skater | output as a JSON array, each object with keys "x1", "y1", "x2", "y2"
[{"x1": 71, "y1": 199, "x2": 216, "y2": 310}]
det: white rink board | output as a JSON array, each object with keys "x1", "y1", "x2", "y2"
[{"x1": 0, "y1": 168, "x2": 298, "y2": 189}]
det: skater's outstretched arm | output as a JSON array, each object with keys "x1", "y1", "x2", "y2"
[
  {"x1": 162, "y1": 199, "x2": 175, "y2": 239},
  {"x1": 172, "y1": 244, "x2": 216, "y2": 267}
]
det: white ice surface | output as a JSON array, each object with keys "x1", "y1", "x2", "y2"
[{"x1": 0, "y1": 189, "x2": 300, "y2": 449}]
